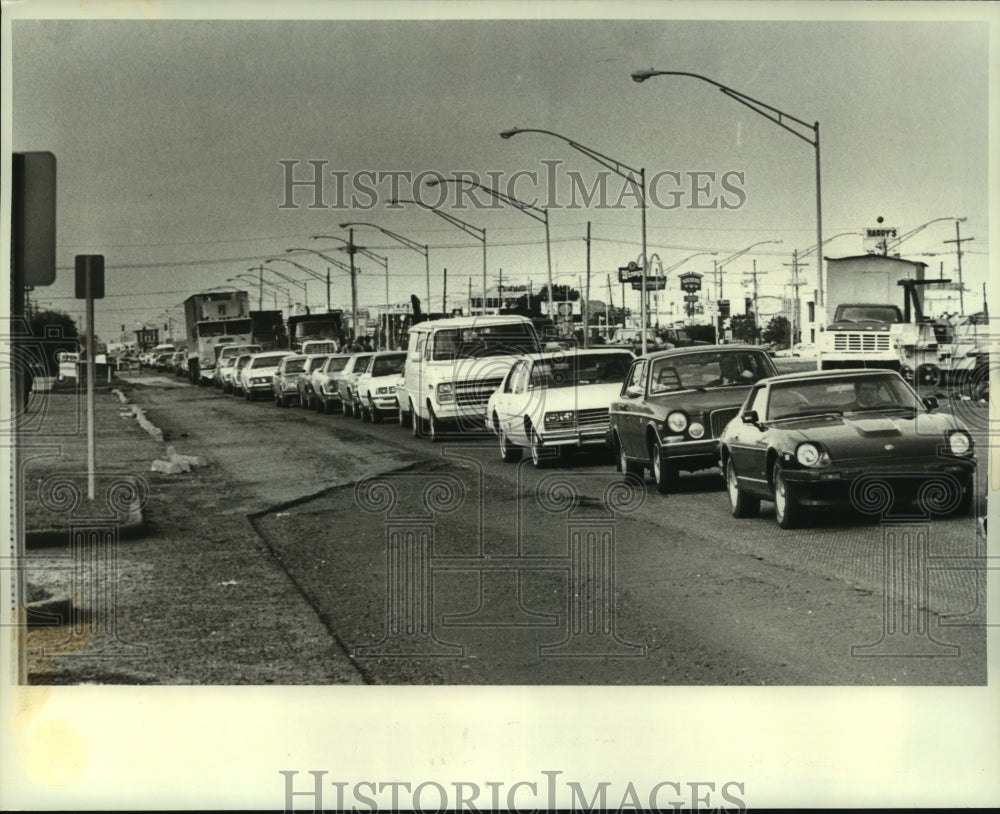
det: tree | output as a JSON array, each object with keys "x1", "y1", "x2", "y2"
[
  {"x1": 762, "y1": 315, "x2": 791, "y2": 347},
  {"x1": 729, "y1": 314, "x2": 758, "y2": 344}
]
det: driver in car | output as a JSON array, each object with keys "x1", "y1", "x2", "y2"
[
  {"x1": 851, "y1": 379, "x2": 882, "y2": 410},
  {"x1": 708, "y1": 354, "x2": 755, "y2": 386}
]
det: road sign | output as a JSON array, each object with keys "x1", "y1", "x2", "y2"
[
  {"x1": 679, "y1": 272, "x2": 703, "y2": 292},
  {"x1": 630, "y1": 276, "x2": 666, "y2": 291},
  {"x1": 618, "y1": 261, "x2": 644, "y2": 283}
]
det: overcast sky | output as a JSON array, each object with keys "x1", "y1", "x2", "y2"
[
  {"x1": 3, "y1": 2, "x2": 999, "y2": 808},
  {"x1": 6, "y1": 4, "x2": 993, "y2": 342}
]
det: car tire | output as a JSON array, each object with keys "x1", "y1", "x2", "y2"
[
  {"x1": 427, "y1": 404, "x2": 444, "y2": 442},
  {"x1": 343, "y1": 397, "x2": 353, "y2": 418},
  {"x1": 369, "y1": 401, "x2": 382, "y2": 424},
  {"x1": 726, "y1": 457, "x2": 760, "y2": 518},
  {"x1": 411, "y1": 401, "x2": 425, "y2": 438},
  {"x1": 498, "y1": 424, "x2": 522, "y2": 463},
  {"x1": 651, "y1": 440, "x2": 679, "y2": 494},
  {"x1": 355, "y1": 399, "x2": 365, "y2": 420},
  {"x1": 398, "y1": 403, "x2": 411, "y2": 429},
  {"x1": 773, "y1": 462, "x2": 804, "y2": 530},
  {"x1": 916, "y1": 363, "x2": 942, "y2": 389},
  {"x1": 529, "y1": 427, "x2": 548, "y2": 468},
  {"x1": 617, "y1": 436, "x2": 644, "y2": 480}
]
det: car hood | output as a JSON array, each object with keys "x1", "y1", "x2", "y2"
[
  {"x1": 534, "y1": 382, "x2": 622, "y2": 411},
  {"x1": 772, "y1": 411, "x2": 967, "y2": 458}
]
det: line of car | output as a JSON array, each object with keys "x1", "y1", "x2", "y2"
[{"x1": 205, "y1": 342, "x2": 979, "y2": 531}]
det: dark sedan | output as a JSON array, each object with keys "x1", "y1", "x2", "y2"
[
  {"x1": 608, "y1": 345, "x2": 779, "y2": 493},
  {"x1": 719, "y1": 369, "x2": 977, "y2": 529}
]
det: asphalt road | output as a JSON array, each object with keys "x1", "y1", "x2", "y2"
[{"x1": 127, "y1": 373, "x2": 988, "y2": 685}]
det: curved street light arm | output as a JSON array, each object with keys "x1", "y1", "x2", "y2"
[
  {"x1": 631, "y1": 70, "x2": 817, "y2": 146},
  {"x1": 258, "y1": 263, "x2": 309, "y2": 293},
  {"x1": 717, "y1": 240, "x2": 783, "y2": 271},
  {"x1": 266, "y1": 257, "x2": 328, "y2": 283},
  {"x1": 390, "y1": 198, "x2": 485, "y2": 243},
  {"x1": 285, "y1": 248, "x2": 355, "y2": 275},
  {"x1": 427, "y1": 177, "x2": 547, "y2": 224},
  {"x1": 797, "y1": 232, "x2": 859, "y2": 259},
  {"x1": 500, "y1": 127, "x2": 643, "y2": 187},
  {"x1": 885, "y1": 216, "x2": 966, "y2": 252},
  {"x1": 311, "y1": 234, "x2": 388, "y2": 269},
  {"x1": 339, "y1": 222, "x2": 428, "y2": 257}
]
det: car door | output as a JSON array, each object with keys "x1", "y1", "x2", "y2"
[
  {"x1": 727, "y1": 384, "x2": 770, "y2": 489},
  {"x1": 494, "y1": 361, "x2": 526, "y2": 443},
  {"x1": 614, "y1": 358, "x2": 648, "y2": 458}
]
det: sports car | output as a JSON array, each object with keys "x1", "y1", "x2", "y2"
[
  {"x1": 719, "y1": 368, "x2": 977, "y2": 529},
  {"x1": 486, "y1": 348, "x2": 634, "y2": 466}
]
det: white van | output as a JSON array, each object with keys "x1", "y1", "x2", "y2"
[{"x1": 399, "y1": 315, "x2": 541, "y2": 439}]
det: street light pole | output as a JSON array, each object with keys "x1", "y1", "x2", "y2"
[
  {"x1": 285, "y1": 245, "x2": 361, "y2": 339},
  {"x1": 501, "y1": 127, "x2": 648, "y2": 354},
  {"x1": 426, "y1": 176, "x2": 554, "y2": 327},
  {"x1": 390, "y1": 197, "x2": 486, "y2": 317},
  {"x1": 340, "y1": 221, "x2": 431, "y2": 313},
  {"x1": 632, "y1": 69, "x2": 823, "y2": 317},
  {"x1": 312, "y1": 234, "x2": 391, "y2": 348}
]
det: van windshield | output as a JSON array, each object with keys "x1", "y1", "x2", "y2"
[{"x1": 430, "y1": 324, "x2": 538, "y2": 361}]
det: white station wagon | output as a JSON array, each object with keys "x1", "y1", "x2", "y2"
[{"x1": 486, "y1": 348, "x2": 634, "y2": 466}]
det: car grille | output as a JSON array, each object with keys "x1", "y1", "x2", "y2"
[
  {"x1": 833, "y1": 333, "x2": 891, "y2": 352},
  {"x1": 454, "y1": 378, "x2": 505, "y2": 407},
  {"x1": 577, "y1": 407, "x2": 610, "y2": 429},
  {"x1": 709, "y1": 407, "x2": 740, "y2": 439}
]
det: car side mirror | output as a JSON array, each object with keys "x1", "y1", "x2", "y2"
[
  {"x1": 624, "y1": 386, "x2": 642, "y2": 399},
  {"x1": 922, "y1": 395, "x2": 938, "y2": 411},
  {"x1": 741, "y1": 410, "x2": 759, "y2": 425}
]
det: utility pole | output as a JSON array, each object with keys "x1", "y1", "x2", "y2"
[
  {"x1": 742, "y1": 260, "x2": 768, "y2": 344},
  {"x1": 442, "y1": 268, "x2": 448, "y2": 314},
  {"x1": 943, "y1": 221, "x2": 973, "y2": 314},
  {"x1": 584, "y1": 221, "x2": 592, "y2": 349},
  {"x1": 783, "y1": 250, "x2": 806, "y2": 346}
]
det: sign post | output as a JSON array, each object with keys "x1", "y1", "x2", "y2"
[{"x1": 75, "y1": 255, "x2": 105, "y2": 501}]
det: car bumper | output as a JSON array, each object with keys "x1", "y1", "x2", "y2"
[
  {"x1": 539, "y1": 426, "x2": 611, "y2": 448},
  {"x1": 370, "y1": 396, "x2": 399, "y2": 412},
  {"x1": 781, "y1": 457, "x2": 976, "y2": 508}
]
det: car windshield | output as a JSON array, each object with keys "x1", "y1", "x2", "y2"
[
  {"x1": 767, "y1": 375, "x2": 917, "y2": 420},
  {"x1": 528, "y1": 352, "x2": 632, "y2": 388},
  {"x1": 284, "y1": 359, "x2": 307, "y2": 374},
  {"x1": 836, "y1": 306, "x2": 902, "y2": 323},
  {"x1": 325, "y1": 357, "x2": 349, "y2": 372},
  {"x1": 372, "y1": 355, "x2": 406, "y2": 376},
  {"x1": 250, "y1": 355, "x2": 286, "y2": 369},
  {"x1": 431, "y1": 323, "x2": 538, "y2": 361},
  {"x1": 308, "y1": 356, "x2": 329, "y2": 372},
  {"x1": 649, "y1": 350, "x2": 770, "y2": 392}
]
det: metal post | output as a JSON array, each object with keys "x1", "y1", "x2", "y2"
[
  {"x1": 442, "y1": 268, "x2": 448, "y2": 314},
  {"x1": 348, "y1": 228, "x2": 358, "y2": 339},
  {"x1": 639, "y1": 168, "x2": 648, "y2": 355},
  {"x1": 584, "y1": 221, "x2": 591, "y2": 349},
  {"x1": 482, "y1": 228, "x2": 488, "y2": 315},
  {"x1": 85, "y1": 258, "x2": 96, "y2": 501}
]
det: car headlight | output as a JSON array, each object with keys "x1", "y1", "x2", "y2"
[
  {"x1": 666, "y1": 411, "x2": 688, "y2": 433},
  {"x1": 544, "y1": 410, "x2": 576, "y2": 429},
  {"x1": 795, "y1": 442, "x2": 831, "y2": 467},
  {"x1": 376, "y1": 386, "x2": 394, "y2": 395},
  {"x1": 437, "y1": 382, "x2": 455, "y2": 403},
  {"x1": 948, "y1": 430, "x2": 973, "y2": 456},
  {"x1": 688, "y1": 422, "x2": 705, "y2": 439}
]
